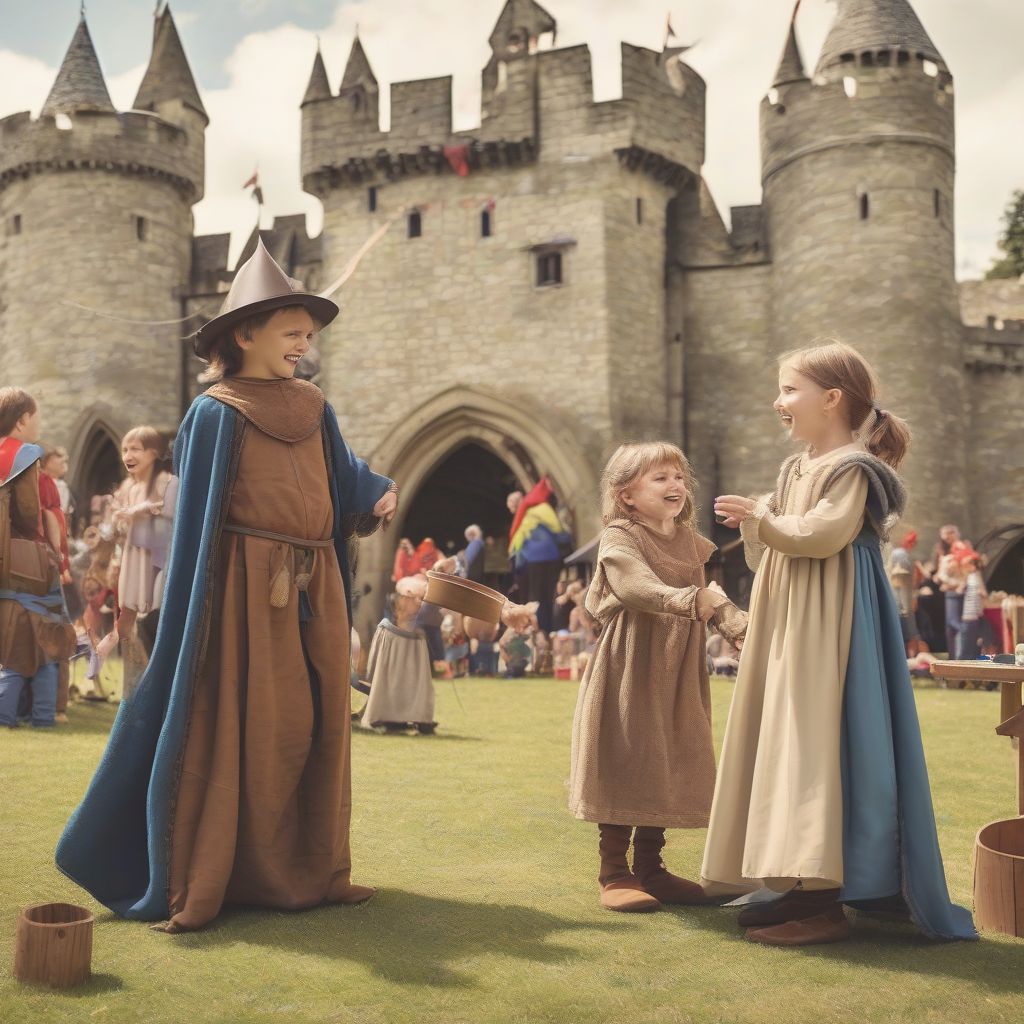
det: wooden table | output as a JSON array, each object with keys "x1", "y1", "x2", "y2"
[{"x1": 930, "y1": 661, "x2": 1024, "y2": 814}]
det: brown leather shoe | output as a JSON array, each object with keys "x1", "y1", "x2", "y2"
[
  {"x1": 737, "y1": 887, "x2": 841, "y2": 928},
  {"x1": 745, "y1": 907, "x2": 851, "y2": 946},
  {"x1": 335, "y1": 883, "x2": 376, "y2": 905},
  {"x1": 601, "y1": 878, "x2": 662, "y2": 913},
  {"x1": 632, "y1": 825, "x2": 713, "y2": 905}
]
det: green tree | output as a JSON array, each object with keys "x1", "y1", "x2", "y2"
[{"x1": 985, "y1": 188, "x2": 1024, "y2": 279}]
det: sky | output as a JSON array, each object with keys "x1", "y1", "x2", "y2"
[{"x1": 1, "y1": 0, "x2": 1020, "y2": 276}]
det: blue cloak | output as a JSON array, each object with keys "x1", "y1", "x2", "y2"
[{"x1": 55, "y1": 394, "x2": 392, "y2": 919}]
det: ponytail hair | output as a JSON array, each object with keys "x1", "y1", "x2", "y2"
[
  {"x1": 862, "y1": 406, "x2": 912, "y2": 471},
  {"x1": 780, "y1": 339, "x2": 911, "y2": 470}
]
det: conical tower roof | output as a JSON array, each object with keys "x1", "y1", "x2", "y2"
[
  {"x1": 488, "y1": 0, "x2": 557, "y2": 57},
  {"x1": 815, "y1": 0, "x2": 945, "y2": 75},
  {"x1": 339, "y1": 35, "x2": 377, "y2": 94},
  {"x1": 302, "y1": 47, "x2": 332, "y2": 105},
  {"x1": 134, "y1": 4, "x2": 208, "y2": 123},
  {"x1": 41, "y1": 15, "x2": 115, "y2": 118},
  {"x1": 772, "y1": 18, "x2": 807, "y2": 88}
]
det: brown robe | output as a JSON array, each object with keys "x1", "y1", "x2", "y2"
[
  {"x1": 166, "y1": 377, "x2": 365, "y2": 931},
  {"x1": 569, "y1": 519, "x2": 717, "y2": 828},
  {"x1": 0, "y1": 460, "x2": 75, "y2": 676}
]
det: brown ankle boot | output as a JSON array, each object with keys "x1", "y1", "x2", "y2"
[
  {"x1": 737, "y1": 887, "x2": 841, "y2": 929},
  {"x1": 745, "y1": 904, "x2": 851, "y2": 946},
  {"x1": 631, "y1": 826, "x2": 710, "y2": 905},
  {"x1": 598, "y1": 824, "x2": 661, "y2": 913}
]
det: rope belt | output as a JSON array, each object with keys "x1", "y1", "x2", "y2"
[
  {"x1": 223, "y1": 523, "x2": 333, "y2": 608},
  {"x1": 222, "y1": 524, "x2": 333, "y2": 548}
]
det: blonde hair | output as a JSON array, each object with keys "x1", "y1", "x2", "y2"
[
  {"x1": 780, "y1": 340, "x2": 911, "y2": 469},
  {"x1": 121, "y1": 425, "x2": 171, "y2": 499},
  {"x1": 600, "y1": 441, "x2": 697, "y2": 527}
]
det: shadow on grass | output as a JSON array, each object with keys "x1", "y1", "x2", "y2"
[
  {"x1": 680, "y1": 905, "x2": 1024, "y2": 991},
  {"x1": 352, "y1": 727, "x2": 483, "y2": 743},
  {"x1": 174, "y1": 888, "x2": 618, "y2": 988}
]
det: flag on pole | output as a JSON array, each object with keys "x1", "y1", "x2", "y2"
[{"x1": 243, "y1": 169, "x2": 258, "y2": 190}]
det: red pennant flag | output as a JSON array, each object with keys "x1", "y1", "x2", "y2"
[
  {"x1": 443, "y1": 144, "x2": 470, "y2": 177},
  {"x1": 242, "y1": 169, "x2": 259, "y2": 190}
]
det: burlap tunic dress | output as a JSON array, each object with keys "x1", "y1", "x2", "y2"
[
  {"x1": 166, "y1": 378, "x2": 361, "y2": 930},
  {"x1": 569, "y1": 519, "x2": 717, "y2": 828}
]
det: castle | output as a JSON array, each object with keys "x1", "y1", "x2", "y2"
[{"x1": 1, "y1": 0, "x2": 1022, "y2": 630}]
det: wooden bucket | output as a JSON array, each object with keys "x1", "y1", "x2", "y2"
[
  {"x1": 974, "y1": 817, "x2": 1024, "y2": 937},
  {"x1": 14, "y1": 902, "x2": 94, "y2": 987}
]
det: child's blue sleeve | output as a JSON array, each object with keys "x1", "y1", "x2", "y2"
[{"x1": 324, "y1": 401, "x2": 394, "y2": 528}]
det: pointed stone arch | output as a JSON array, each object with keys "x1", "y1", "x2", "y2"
[
  {"x1": 67, "y1": 404, "x2": 131, "y2": 525},
  {"x1": 352, "y1": 385, "x2": 601, "y2": 636}
]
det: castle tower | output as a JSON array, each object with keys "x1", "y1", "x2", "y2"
[
  {"x1": 0, "y1": 5, "x2": 205, "y2": 488},
  {"x1": 302, "y1": 0, "x2": 708, "y2": 632},
  {"x1": 760, "y1": 0, "x2": 963, "y2": 541}
]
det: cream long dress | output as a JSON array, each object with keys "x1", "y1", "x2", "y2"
[
  {"x1": 701, "y1": 443, "x2": 869, "y2": 895},
  {"x1": 569, "y1": 519, "x2": 717, "y2": 828}
]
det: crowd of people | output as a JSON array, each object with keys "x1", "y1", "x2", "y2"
[{"x1": 0, "y1": 386, "x2": 177, "y2": 727}]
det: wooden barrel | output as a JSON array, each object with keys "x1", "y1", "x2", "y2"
[
  {"x1": 974, "y1": 818, "x2": 1024, "y2": 937},
  {"x1": 14, "y1": 903, "x2": 94, "y2": 987}
]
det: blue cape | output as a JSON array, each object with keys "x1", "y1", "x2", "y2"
[{"x1": 55, "y1": 394, "x2": 391, "y2": 920}]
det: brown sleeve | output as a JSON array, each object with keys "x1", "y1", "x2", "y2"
[{"x1": 600, "y1": 530, "x2": 698, "y2": 618}]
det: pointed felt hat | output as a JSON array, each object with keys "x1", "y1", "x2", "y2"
[{"x1": 193, "y1": 238, "x2": 339, "y2": 359}]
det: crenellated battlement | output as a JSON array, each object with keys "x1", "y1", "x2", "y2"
[
  {"x1": 302, "y1": 36, "x2": 705, "y2": 195},
  {"x1": 760, "y1": 57, "x2": 954, "y2": 185},
  {"x1": 0, "y1": 106, "x2": 204, "y2": 200},
  {"x1": 965, "y1": 318, "x2": 1024, "y2": 374}
]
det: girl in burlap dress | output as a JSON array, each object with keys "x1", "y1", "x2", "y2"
[{"x1": 569, "y1": 442, "x2": 747, "y2": 912}]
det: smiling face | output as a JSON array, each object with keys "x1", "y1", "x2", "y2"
[
  {"x1": 235, "y1": 306, "x2": 317, "y2": 380},
  {"x1": 620, "y1": 460, "x2": 688, "y2": 525},
  {"x1": 774, "y1": 364, "x2": 843, "y2": 446},
  {"x1": 122, "y1": 438, "x2": 158, "y2": 478}
]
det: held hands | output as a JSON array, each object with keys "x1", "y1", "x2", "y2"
[
  {"x1": 501, "y1": 600, "x2": 539, "y2": 632},
  {"x1": 713, "y1": 495, "x2": 756, "y2": 530},
  {"x1": 373, "y1": 489, "x2": 398, "y2": 526},
  {"x1": 695, "y1": 587, "x2": 730, "y2": 623}
]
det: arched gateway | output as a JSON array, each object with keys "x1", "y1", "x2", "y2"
[{"x1": 353, "y1": 386, "x2": 602, "y2": 637}]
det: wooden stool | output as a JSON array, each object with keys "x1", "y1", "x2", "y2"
[{"x1": 14, "y1": 903, "x2": 93, "y2": 988}]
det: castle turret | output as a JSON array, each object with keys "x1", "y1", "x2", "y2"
[
  {"x1": 760, "y1": 0, "x2": 962, "y2": 541},
  {"x1": 0, "y1": 5, "x2": 206, "y2": 472}
]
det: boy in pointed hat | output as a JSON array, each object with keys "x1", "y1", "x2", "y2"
[{"x1": 55, "y1": 241, "x2": 398, "y2": 930}]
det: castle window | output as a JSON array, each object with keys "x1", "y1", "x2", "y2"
[
  {"x1": 636, "y1": 198, "x2": 644, "y2": 225},
  {"x1": 480, "y1": 209, "x2": 492, "y2": 238},
  {"x1": 897, "y1": 51, "x2": 910, "y2": 66},
  {"x1": 11, "y1": 214, "x2": 21, "y2": 236},
  {"x1": 843, "y1": 76, "x2": 858, "y2": 98},
  {"x1": 135, "y1": 216, "x2": 147, "y2": 241},
  {"x1": 860, "y1": 51, "x2": 875, "y2": 67},
  {"x1": 407, "y1": 211, "x2": 422, "y2": 239},
  {"x1": 933, "y1": 189, "x2": 941, "y2": 218},
  {"x1": 859, "y1": 194, "x2": 870, "y2": 220},
  {"x1": 877, "y1": 50, "x2": 891, "y2": 67},
  {"x1": 368, "y1": 187, "x2": 377, "y2": 212},
  {"x1": 536, "y1": 252, "x2": 562, "y2": 287}
]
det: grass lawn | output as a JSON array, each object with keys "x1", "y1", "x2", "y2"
[{"x1": 1, "y1": 674, "x2": 1022, "y2": 1023}]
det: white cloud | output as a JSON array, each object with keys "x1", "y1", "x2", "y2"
[{"x1": 0, "y1": 0, "x2": 1019, "y2": 279}]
